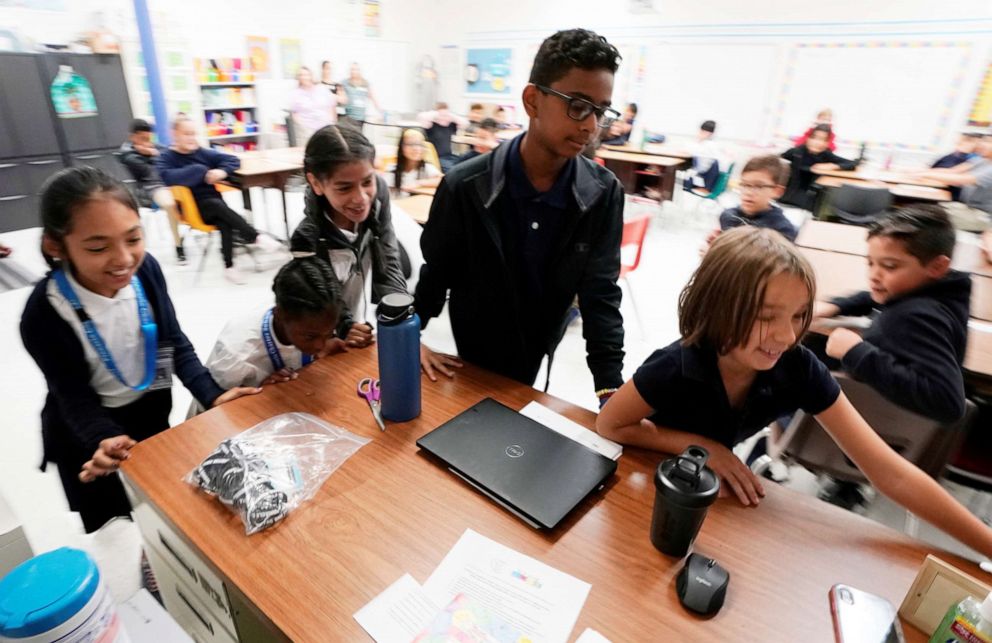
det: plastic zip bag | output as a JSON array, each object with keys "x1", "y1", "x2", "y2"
[{"x1": 186, "y1": 412, "x2": 370, "y2": 534}]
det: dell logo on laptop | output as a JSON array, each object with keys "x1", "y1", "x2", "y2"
[{"x1": 505, "y1": 445, "x2": 525, "y2": 458}]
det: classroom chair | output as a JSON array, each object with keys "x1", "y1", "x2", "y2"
[
  {"x1": 619, "y1": 206, "x2": 653, "y2": 337},
  {"x1": 752, "y1": 372, "x2": 976, "y2": 534},
  {"x1": 170, "y1": 186, "x2": 259, "y2": 279},
  {"x1": 687, "y1": 163, "x2": 734, "y2": 216},
  {"x1": 944, "y1": 394, "x2": 992, "y2": 493},
  {"x1": 829, "y1": 184, "x2": 892, "y2": 226}
]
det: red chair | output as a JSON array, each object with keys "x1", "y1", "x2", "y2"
[{"x1": 620, "y1": 213, "x2": 652, "y2": 335}]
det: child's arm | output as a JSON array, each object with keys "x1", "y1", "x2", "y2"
[
  {"x1": 816, "y1": 393, "x2": 992, "y2": 557},
  {"x1": 597, "y1": 381, "x2": 765, "y2": 506},
  {"x1": 826, "y1": 291, "x2": 875, "y2": 317},
  {"x1": 414, "y1": 177, "x2": 461, "y2": 325},
  {"x1": 368, "y1": 179, "x2": 409, "y2": 300},
  {"x1": 156, "y1": 154, "x2": 209, "y2": 187},
  {"x1": 202, "y1": 148, "x2": 241, "y2": 176}
]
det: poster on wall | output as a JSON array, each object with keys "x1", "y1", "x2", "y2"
[
  {"x1": 50, "y1": 65, "x2": 97, "y2": 118},
  {"x1": 246, "y1": 35, "x2": 271, "y2": 79},
  {"x1": 280, "y1": 38, "x2": 302, "y2": 79},
  {"x1": 968, "y1": 60, "x2": 992, "y2": 127},
  {"x1": 363, "y1": 0, "x2": 381, "y2": 38},
  {"x1": 465, "y1": 48, "x2": 512, "y2": 95}
]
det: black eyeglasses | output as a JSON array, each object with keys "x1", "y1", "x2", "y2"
[{"x1": 534, "y1": 84, "x2": 620, "y2": 129}]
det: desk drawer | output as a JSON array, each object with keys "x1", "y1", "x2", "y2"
[
  {"x1": 146, "y1": 546, "x2": 238, "y2": 643},
  {"x1": 133, "y1": 503, "x2": 236, "y2": 636}
]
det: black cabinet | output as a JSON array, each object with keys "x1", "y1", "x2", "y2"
[
  {"x1": 0, "y1": 54, "x2": 61, "y2": 157},
  {"x1": 0, "y1": 155, "x2": 65, "y2": 233}
]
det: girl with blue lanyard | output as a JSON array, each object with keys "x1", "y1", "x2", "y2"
[
  {"x1": 202, "y1": 255, "x2": 345, "y2": 391},
  {"x1": 20, "y1": 167, "x2": 260, "y2": 533}
]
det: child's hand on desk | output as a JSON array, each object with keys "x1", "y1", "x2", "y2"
[
  {"x1": 262, "y1": 368, "x2": 298, "y2": 385},
  {"x1": 825, "y1": 328, "x2": 863, "y2": 359},
  {"x1": 204, "y1": 169, "x2": 228, "y2": 185},
  {"x1": 345, "y1": 323, "x2": 375, "y2": 348},
  {"x1": 317, "y1": 338, "x2": 349, "y2": 357},
  {"x1": 79, "y1": 435, "x2": 137, "y2": 482},
  {"x1": 703, "y1": 440, "x2": 766, "y2": 506},
  {"x1": 212, "y1": 386, "x2": 263, "y2": 407},
  {"x1": 420, "y1": 344, "x2": 462, "y2": 382}
]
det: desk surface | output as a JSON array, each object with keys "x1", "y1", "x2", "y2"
[
  {"x1": 601, "y1": 143, "x2": 694, "y2": 160},
  {"x1": 402, "y1": 184, "x2": 438, "y2": 197},
  {"x1": 121, "y1": 349, "x2": 980, "y2": 642},
  {"x1": 813, "y1": 168, "x2": 949, "y2": 190},
  {"x1": 596, "y1": 149, "x2": 687, "y2": 167},
  {"x1": 393, "y1": 194, "x2": 433, "y2": 225},
  {"x1": 234, "y1": 147, "x2": 304, "y2": 177},
  {"x1": 797, "y1": 220, "x2": 992, "y2": 278},
  {"x1": 800, "y1": 247, "x2": 992, "y2": 378},
  {"x1": 814, "y1": 176, "x2": 951, "y2": 203}
]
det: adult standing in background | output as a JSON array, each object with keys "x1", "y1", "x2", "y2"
[
  {"x1": 289, "y1": 66, "x2": 337, "y2": 144},
  {"x1": 320, "y1": 60, "x2": 348, "y2": 123},
  {"x1": 341, "y1": 63, "x2": 382, "y2": 130}
]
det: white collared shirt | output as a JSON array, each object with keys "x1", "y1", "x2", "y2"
[
  {"x1": 204, "y1": 305, "x2": 306, "y2": 390},
  {"x1": 46, "y1": 269, "x2": 147, "y2": 408}
]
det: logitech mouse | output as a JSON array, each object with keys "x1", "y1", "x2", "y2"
[{"x1": 676, "y1": 553, "x2": 729, "y2": 616}]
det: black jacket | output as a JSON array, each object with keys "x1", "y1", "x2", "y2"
[
  {"x1": 118, "y1": 141, "x2": 167, "y2": 206},
  {"x1": 830, "y1": 270, "x2": 971, "y2": 422},
  {"x1": 414, "y1": 137, "x2": 625, "y2": 392},
  {"x1": 20, "y1": 255, "x2": 224, "y2": 463},
  {"x1": 290, "y1": 174, "x2": 407, "y2": 339},
  {"x1": 780, "y1": 145, "x2": 856, "y2": 210}
]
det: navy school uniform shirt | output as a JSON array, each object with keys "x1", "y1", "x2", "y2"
[
  {"x1": 632, "y1": 340, "x2": 840, "y2": 448},
  {"x1": 719, "y1": 205, "x2": 797, "y2": 243},
  {"x1": 156, "y1": 147, "x2": 241, "y2": 203}
]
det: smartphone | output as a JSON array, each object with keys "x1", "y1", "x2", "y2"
[{"x1": 830, "y1": 584, "x2": 906, "y2": 643}]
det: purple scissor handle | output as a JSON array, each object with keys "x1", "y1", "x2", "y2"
[{"x1": 357, "y1": 377, "x2": 385, "y2": 431}]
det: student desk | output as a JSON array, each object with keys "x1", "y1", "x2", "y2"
[
  {"x1": 797, "y1": 220, "x2": 992, "y2": 278},
  {"x1": 231, "y1": 147, "x2": 305, "y2": 239},
  {"x1": 601, "y1": 142, "x2": 694, "y2": 160},
  {"x1": 393, "y1": 194, "x2": 433, "y2": 225},
  {"x1": 813, "y1": 168, "x2": 950, "y2": 190},
  {"x1": 800, "y1": 247, "x2": 992, "y2": 381},
  {"x1": 120, "y1": 349, "x2": 980, "y2": 642},
  {"x1": 814, "y1": 175, "x2": 951, "y2": 204},
  {"x1": 596, "y1": 149, "x2": 690, "y2": 202},
  {"x1": 401, "y1": 184, "x2": 437, "y2": 197}
]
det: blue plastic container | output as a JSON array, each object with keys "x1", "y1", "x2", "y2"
[{"x1": 376, "y1": 293, "x2": 422, "y2": 422}]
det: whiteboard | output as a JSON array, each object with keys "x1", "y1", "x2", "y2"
[
  {"x1": 641, "y1": 42, "x2": 779, "y2": 142},
  {"x1": 775, "y1": 43, "x2": 971, "y2": 150}
]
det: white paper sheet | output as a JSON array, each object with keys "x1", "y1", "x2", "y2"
[
  {"x1": 519, "y1": 401, "x2": 623, "y2": 460},
  {"x1": 422, "y1": 529, "x2": 591, "y2": 643},
  {"x1": 353, "y1": 574, "x2": 440, "y2": 643},
  {"x1": 576, "y1": 628, "x2": 612, "y2": 643}
]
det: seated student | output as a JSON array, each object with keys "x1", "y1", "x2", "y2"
[
  {"x1": 417, "y1": 102, "x2": 468, "y2": 172},
  {"x1": 813, "y1": 205, "x2": 969, "y2": 422},
  {"x1": 795, "y1": 108, "x2": 837, "y2": 151},
  {"x1": 118, "y1": 119, "x2": 186, "y2": 264},
  {"x1": 415, "y1": 28, "x2": 626, "y2": 403},
  {"x1": 465, "y1": 102, "x2": 485, "y2": 133},
  {"x1": 492, "y1": 106, "x2": 520, "y2": 130},
  {"x1": 291, "y1": 125, "x2": 407, "y2": 348},
  {"x1": 710, "y1": 155, "x2": 796, "y2": 244},
  {"x1": 779, "y1": 124, "x2": 856, "y2": 211},
  {"x1": 932, "y1": 131, "x2": 982, "y2": 169},
  {"x1": 601, "y1": 102, "x2": 637, "y2": 146},
  {"x1": 595, "y1": 227, "x2": 992, "y2": 558},
  {"x1": 683, "y1": 120, "x2": 721, "y2": 195},
  {"x1": 393, "y1": 128, "x2": 442, "y2": 193},
  {"x1": 454, "y1": 118, "x2": 499, "y2": 166},
  {"x1": 914, "y1": 132, "x2": 992, "y2": 232},
  {"x1": 20, "y1": 167, "x2": 258, "y2": 532},
  {"x1": 204, "y1": 256, "x2": 345, "y2": 391},
  {"x1": 156, "y1": 117, "x2": 282, "y2": 284}
]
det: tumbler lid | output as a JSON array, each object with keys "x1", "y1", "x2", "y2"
[
  {"x1": 377, "y1": 293, "x2": 415, "y2": 323},
  {"x1": 655, "y1": 445, "x2": 720, "y2": 508}
]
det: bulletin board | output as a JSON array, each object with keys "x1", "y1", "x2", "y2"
[
  {"x1": 968, "y1": 59, "x2": 992, "y2": 127},
  {"x1": 773, "y1": 42, "x2": 973, "y2": 150}
]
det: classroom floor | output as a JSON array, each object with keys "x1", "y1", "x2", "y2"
[{"x1": 1, "y1": 185, "x2": 989, "y2": 591}]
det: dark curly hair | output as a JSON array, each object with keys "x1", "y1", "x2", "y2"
[
  {"x1": 273, "y1": 255, "x2": 344, "y2": 318},
  {"x1": 529, "y1": 29, "x2": 621, "y2": 86}
]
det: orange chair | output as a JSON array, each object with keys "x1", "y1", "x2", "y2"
[
  {"x1": 620, "y1": 212, "x2": 652, "y2": 335},
  {"x1": 170, "y1": 185, "x2": 257, "y2": 277}
]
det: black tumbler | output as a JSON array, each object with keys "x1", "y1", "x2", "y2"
[{"x1": 650, "y1": 445, "x2": 720, "y2": 557}]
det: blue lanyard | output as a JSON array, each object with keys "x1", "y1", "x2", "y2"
[
  {"x1": 261, "y1": 308, "x2": 314, "y2": 372},
  {"x1": 53, "y1": 269, "x2": 158, "y2": 391}
]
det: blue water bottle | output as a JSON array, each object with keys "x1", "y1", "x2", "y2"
[{"x1": 376, "y1": 293, "x2": 421, "y2": 422}]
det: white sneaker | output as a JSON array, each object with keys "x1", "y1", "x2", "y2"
[
  {"x1": 224, "y1": 267, "x2": 246, "y2": 285},
  {"x1": 252, "y1": 233, "x2": 284, "y2": 253}
]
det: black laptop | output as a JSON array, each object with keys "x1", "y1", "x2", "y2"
[{"x1": 416, "y1": 398, "x2": 617, "y2": 529}]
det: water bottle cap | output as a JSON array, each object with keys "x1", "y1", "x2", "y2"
[
  {"x1": 377, "y1": 293, "x2": 415, "y2": 324},
  {"x1": 655, "y1": 445, "x2": 720, "y2": 508}
]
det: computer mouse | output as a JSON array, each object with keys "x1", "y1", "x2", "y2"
[{"x1": 676, "y1": 553, "x2": 729, "y2": 616}]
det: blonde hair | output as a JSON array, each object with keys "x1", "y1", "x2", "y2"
[{"x1": 679, "y1": 227, "x2": 816, "y2": 354}]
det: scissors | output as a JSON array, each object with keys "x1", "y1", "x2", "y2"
[{"x1": 357, "y1": 377, "x2": 386, "y2": 432}]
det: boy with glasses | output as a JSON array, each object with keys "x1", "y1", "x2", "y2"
[
  {"x1": 708, "y1": 155, "x2": 796, "y2": 246},
  {"x1": 415, "y1": 28, "x2": 626, "y2": 407}
]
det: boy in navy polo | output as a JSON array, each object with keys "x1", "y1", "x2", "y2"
[
  {"x1": 708, "y1": 155, "x2": 796, "y2": 247},
  {"x1": 415, "y1": 29, "x2": 626, "y2": 406}
]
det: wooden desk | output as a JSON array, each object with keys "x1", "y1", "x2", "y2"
[
  {"x1": 121, "y1": 349, "x2": 981, "y2": 641},
  {"x1": 402, "y1": 184, "x2": 437, "y2": 197},
  {"x1": 596, "y1": 149, "x2": 690, "y2": 202},
  {"x1": 232, "y1": 147, "x2": 305, "y2": 239},
  {"x1": 393, "y1": 194, "x2": 433, "y2": 225},
  {"x1": 814, "y1": 176, "x2": 951, "y2": 203},
  {"x1": 601, "y1": 143, "x2": 694, "y2": 160},
  {"x1": 801, "y1": 247, "x2": 992, "y2": 380},
  {"x1": 797, "y1": 220, "x2": 992, "y2": 278},
  {"x1": 813, "y1": 168, "x2": 949, "y2": 190}
]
